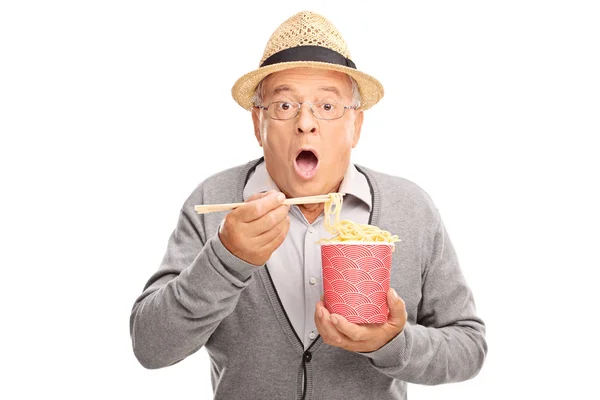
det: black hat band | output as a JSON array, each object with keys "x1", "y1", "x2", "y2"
[{"x1": 260, "y1": 45, "x2": 357, "y2": 69}]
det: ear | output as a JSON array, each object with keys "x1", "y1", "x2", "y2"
[
  {"x1": 251, "y1": 106, "x2": 263, "y2": 147},
  {"x1": 351, "y1": 109, "x2": 364, "y2": 148}
]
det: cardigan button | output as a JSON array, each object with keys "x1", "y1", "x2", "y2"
[{"x1": 303, "y1": 351, "x2": 312, "y2": 363}]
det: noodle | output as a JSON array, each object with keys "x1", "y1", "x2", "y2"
[{"x1": 319, "y1": 193, "x2": 400, "y2": 245}]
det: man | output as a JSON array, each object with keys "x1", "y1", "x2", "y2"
[{"x1": 130, "y1": 11, "x2": 486, "y2": 400}]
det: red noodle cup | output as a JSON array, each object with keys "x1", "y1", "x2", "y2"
[{"x1": 321, "y1": 243, "x2": 394, "y2": 324}]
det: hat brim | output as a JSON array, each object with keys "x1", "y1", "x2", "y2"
[{"x1": 231, "y1": 61, "x2": 384, "y2": 111}]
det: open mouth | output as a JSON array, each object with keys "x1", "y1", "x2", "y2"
[{"x1": 294, "y1": 149, "x2": 319, "y2": 179}]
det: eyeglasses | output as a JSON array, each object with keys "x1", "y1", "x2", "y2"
[{"x1": 255, "y1": 101, "x2": 358, "y2": 121}]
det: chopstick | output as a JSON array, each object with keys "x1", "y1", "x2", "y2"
[{"x1": 194, "y1": 193, "x2": 342, "y2": 214}]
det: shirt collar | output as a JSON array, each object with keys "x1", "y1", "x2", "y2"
[{"x1": 243, "y1": 160, "x2": 372, "y2": 211}]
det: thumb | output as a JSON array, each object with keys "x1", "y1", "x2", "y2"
[
  {"x1": 246, "y1": 189, "x2": 278, "y2": 202},
  {"x1": 386, "y1": 288, "x2": 407, "y2": 329}
]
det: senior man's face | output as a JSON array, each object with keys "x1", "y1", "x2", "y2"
[{"x1": 252, "y1": 68, "x2": 363, "y2": 198}]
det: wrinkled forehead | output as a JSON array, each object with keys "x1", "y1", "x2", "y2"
[{"x1": 261, "y1": 68, "x2": 353, "y2": 100}]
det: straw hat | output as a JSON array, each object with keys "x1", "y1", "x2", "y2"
[{"x1": 231, "y1": 11, "x2": 384, "y2": 110}]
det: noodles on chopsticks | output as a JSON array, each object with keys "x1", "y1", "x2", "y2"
[{"x1": 319, "y1": 193, "x2": 400, "y2": 245}]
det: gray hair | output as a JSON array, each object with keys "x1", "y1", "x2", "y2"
[{"x1": 252, "y1": 73, "x2": 362, "y2": 108}]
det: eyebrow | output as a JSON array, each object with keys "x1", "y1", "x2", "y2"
[
  {"x1": 272, "y1": 85, "x2": 295, "y2": 96},
  {"x1": 271, "y1": 85, "x2": 343, "y2": 98},
  {"x1": 318, "y1": 86, "x2": 342, "y2": 98}
]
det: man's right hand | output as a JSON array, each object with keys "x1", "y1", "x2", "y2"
[{"x1": 219, "y1": 190, "x2": 290, "y2": 266}]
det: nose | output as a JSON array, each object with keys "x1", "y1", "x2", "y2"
[{"x1": 295, "y1": 103, "x2": 317, "y2": 134}]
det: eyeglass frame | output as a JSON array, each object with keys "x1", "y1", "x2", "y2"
[{"x1": 254, "y1": 101, "x2": 359, "y2": 121}]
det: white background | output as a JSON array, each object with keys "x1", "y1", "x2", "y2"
[{"x1": 1, "y1": 1, "x2": 599, "y2": 399}]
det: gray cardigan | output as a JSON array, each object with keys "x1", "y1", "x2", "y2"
[{"x1": 130, "y1": 158, "x2": 487, "y2": 400}]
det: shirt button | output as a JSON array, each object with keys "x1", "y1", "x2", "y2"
[
  {"x1": 309, "y1": 277, "x2": 317, "y2": 285},
  {"x1": 309, "y1": 331, "x2": 316, "y2": 340},
  {"x1": 308, "y1": 227, "x2": 315, "y2": 233}
]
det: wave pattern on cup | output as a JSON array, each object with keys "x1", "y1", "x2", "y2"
[{"x1": 322, "y1": 243, "x2": 393, "y2": 324}]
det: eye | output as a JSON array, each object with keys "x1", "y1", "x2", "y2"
[
  {"x1": 320, "y1": 103, "x2": 335, "y2": 112},
  {"x1": 278, "y1": 102, "x2": 292, "y2": 111}
]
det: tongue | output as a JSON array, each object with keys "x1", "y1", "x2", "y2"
[{"x1": 296, "y1": 151, "x2": 318, "y2": 171}]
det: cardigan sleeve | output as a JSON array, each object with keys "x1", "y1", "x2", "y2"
[
  {"x1": 360, "y1": 217, "x2": 487, "y2": 384},
  {"x1": 130, "y1": 206, "x2": 259, "y2": 369}
]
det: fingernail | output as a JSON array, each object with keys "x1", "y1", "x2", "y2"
[
  {"x1": 318, "y1": 307, "x2": 323, "y2": 318},
  {"x1": 393, "y1": 289, "x2": 399, "y2": 300},
  {"x1": 330, "y1": 315, "x2": 338, "y2": 325},
  {"x1": 277, "y1": 193, "x2": 285, "y2": 202}
]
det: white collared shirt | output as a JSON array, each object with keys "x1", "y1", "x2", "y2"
[{"x1": 243, "y1": 161, "x2": 372, "y2": 349}]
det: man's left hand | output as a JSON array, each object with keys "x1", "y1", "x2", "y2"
[{"x1": 314, "y1": 288, "x2": 407, "y2": 353}]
